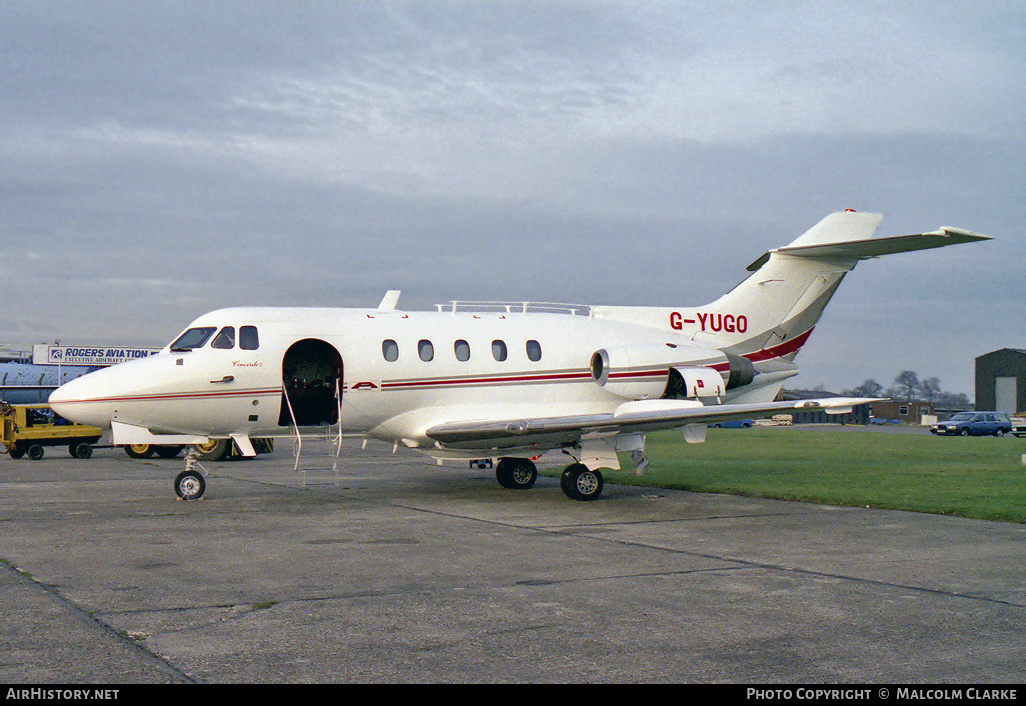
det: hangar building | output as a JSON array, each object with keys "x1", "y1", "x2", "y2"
[{"x1": 975, "y1": 348, "x2": 1026, "y2": 415}]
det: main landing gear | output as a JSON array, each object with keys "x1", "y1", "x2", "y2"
[
  {"x1": 495, "y1": 457, "x2": 537, "y2": 490},
  {"x1": 560, "y1": 463, "x2": 604, "y2": 501},
  {"x1": 493, "y1": 457, "x2": 605, "y2": 501}
]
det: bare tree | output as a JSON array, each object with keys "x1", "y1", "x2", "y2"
[
  {"x1": 892, "y1": 370, "x2": 920, "y2": 402},
  {"x1": 919, "y1": 377, "x2": 941, "y2": 403},
  {"x1": 843, "y1": 379, "x2": 884, "y2": 398}
]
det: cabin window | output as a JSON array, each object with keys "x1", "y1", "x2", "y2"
[
  {"x1": 240, "y1": 326, "x2": 259, "y2": 350},
  {"x1": 382, "y1": 339, "x2": 399, "y2": 362},
  {"x1": 170, "y1": 327, "x2": 216, "y2": 351},
  {"x1": 492, "y1": 340, "x2": 507, "y2": 362},
  {"x1": 418, "y1": 339, "x2": 434, "y2": 362},
  {"x1": 211, "y1": 326, "x2": 236, "y2": 349},
  {"x1": 454, "y1": 339, "x2": 470, "y2": 362},
  {"x1": 526, "y1": 340, "x2": 542, "y2": 362}
]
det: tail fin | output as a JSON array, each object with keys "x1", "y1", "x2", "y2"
[
  {"x1": 593, "y1": 211, "x2": 990, "y2": 362},
  {"x1": 703, "y1": 211, "x2": 990, "y2": 359}
]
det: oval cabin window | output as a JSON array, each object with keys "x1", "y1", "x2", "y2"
[
  {"x1": 526, "y1": 340, "x2": 542, "y2": 362},
  {"x1": 418, "y1": 340, "x2": 434, "y2": 362}
]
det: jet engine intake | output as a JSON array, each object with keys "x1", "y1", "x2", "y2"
[
  {"x1": 590, "y1": 347, "x2": 670, "y2": 400},
  {"x1": 591, "y1": 343, "x2": 729, "y2": 401}
]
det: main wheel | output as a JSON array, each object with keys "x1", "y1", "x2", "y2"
[
  {"x1": 495, "y1": 458, "x2": 538, "y2": 489},
  {"x1": 125, "y1": 444, "x2": 155, "y2": 459},
  {"x1": 193, "y1": 439, "x2": 231, "y2": 461},
  {"x1": 174, "y1": 470, "x2": 206, "y2": 500},
  {"x1": 560, "y1": 463, "x2": 604, "y2": 501}
]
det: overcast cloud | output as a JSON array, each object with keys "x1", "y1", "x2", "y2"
[{"x1": 1, "y1": 1, "x2": 1023, "y2": 397}]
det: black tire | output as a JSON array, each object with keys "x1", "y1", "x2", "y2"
[
  {"x1": 9, "y1": 448, "x2": 25, "y2": 459},
  {"x1": 27, "y1": 445, "x2": 44, "y2": 461},
  {"x1": 960, "y1": 427, "x2": 970, "y2": 436},
  {"x1": 193, "y1": 439, "x2": 231, "y2": 461},
  {"x1": 495, "y1": 458, "x2": 538, "y2": 489},
  {"x1": 174, "y1": 470, "x2": 206, "y2": 500},
  {"x1": 71, "y1": 442, "x2": 93, "y2": 459},
  {"x1": 154, "y1": 445, "x2": 185, "y2": 458},
  {"x1": 560, "y1": 463, "x2": 604, "y2": 501},
  {"x1": 994, "y1": 429, "x2": 1005, "y2": 437},
  {"x1": 125, "y1": 444, "x2": 155, "y2": 459}
]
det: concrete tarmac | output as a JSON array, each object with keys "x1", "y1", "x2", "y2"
[{"x1": 1, "y1": 441, "x2": 1023, "y2": 684}]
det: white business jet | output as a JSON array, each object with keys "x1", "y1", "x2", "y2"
[{"x1": 49, "y1": 211, "x2": 988, "y2": 501}]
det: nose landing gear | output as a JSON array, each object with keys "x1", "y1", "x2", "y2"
[{"x1": 174, "y1": 449, "x2": 206, "y2": 500}]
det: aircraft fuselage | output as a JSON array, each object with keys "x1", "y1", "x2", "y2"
[{"x1": 51, "y1": 304, "x2": 773, "y2": 450}]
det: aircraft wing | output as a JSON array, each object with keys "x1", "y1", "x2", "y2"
[{"x1": 425, "y1": 396, "x2": 878, "y2": 451}]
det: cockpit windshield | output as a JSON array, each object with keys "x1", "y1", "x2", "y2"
[{"x1": 170, "y1": 327, "x2": 216, "y2": 351}]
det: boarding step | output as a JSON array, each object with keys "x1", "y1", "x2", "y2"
[{"x1": 285, "y1": 425, "x2": 346, "y2": 487}]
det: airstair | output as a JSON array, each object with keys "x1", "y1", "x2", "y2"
[{"x1": 280, "y1": 379, "x2": 345, "y2": 488}]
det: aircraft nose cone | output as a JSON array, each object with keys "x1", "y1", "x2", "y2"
[{"x1": 49, "y1": 373, "x2": 114, "y2": 429}]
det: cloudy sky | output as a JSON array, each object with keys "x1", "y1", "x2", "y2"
[{"x1": 1, "y1": 1, "x2": 1023, "y2": 397}]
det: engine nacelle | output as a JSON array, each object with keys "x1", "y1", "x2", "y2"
[
  {"x1": 590, "y1": 343, "x2": 757, "y2": 400},
  {"x1": 591, "y1": 343, "x2": 728, "y2": 400}
]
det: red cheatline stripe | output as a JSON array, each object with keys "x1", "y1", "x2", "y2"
[
  {"x1": 709, "y1": 328, "x2": 814, "y2": 372},
  {"x1": 745, "y1": 327, "x2": 814, "y2": 362},
  {"x1": 607, "y1": 370, "x2": 668, "y2": 379},
  {"x1": 56, "y1": 388, "x2": 282, "y2": 405}
]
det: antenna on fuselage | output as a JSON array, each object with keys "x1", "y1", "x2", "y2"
[{"x1": 378, "y1": 290, "x2": 401, "y2": 311}]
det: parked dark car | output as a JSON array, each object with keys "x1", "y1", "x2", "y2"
[
  {"x1": 709, "y1": 419, "x2": 754, "y2": 429},
  {"x1": 930, "y1": 411, "x2": 1012, "y2": 436}
]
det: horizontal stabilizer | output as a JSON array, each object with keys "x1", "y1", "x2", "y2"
[
  {"x1": 748, "y1": 224, "x2": 990, "y2": 270},
  {"x1": 775, "y1": 227, "x2": 991, "y2": 260}
]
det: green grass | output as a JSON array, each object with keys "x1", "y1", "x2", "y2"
[{"x1": 548, "y1": 427, "x2": 1026, "y2": 523}]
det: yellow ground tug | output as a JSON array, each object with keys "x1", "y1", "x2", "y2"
[{"x1": 1, "y1": 402, "x2": 103, "y2": 460}]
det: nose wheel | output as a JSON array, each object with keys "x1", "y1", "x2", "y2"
[
  {"x1": 174, "y1": 469, "x2": 205, "y2": 500},
  {"x1": 174, "y1": 450, "x2": 206, "y2": 500}
]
